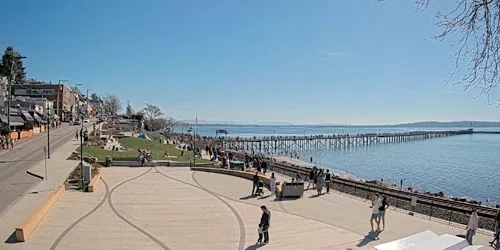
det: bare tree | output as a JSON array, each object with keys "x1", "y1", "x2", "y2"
[
  {"x1": 103, "y1": 95, "x2": 121, "y2": 117},
  {"x1": 141, "y1": 104, "x2": 164, "y2": 131},
  {"x1": 418, "y1": 0, "x2": 500, "y2": 101},
  {"x1": 141, "y1": 104, "x2": 163, "y2": 121}
]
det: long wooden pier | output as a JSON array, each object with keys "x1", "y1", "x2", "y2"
[{"x1": 218, "y1": 129, "x2": 473, "y2": 154}]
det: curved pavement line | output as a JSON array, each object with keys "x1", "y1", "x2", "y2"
[
  {"x1": 107, "y1": 167, "x2": 171, "y2": 250},
  {"x1": 154, "y1": 167, "x2": 246, "y2": 250},
  {"x1": 190, "y1": 170, "x2": 361, "y2": 235},
  {"x1": 50, "y1": 178, "x2": 110, "y2": 250}
]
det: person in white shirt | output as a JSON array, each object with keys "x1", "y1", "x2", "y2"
[
  {"x1": 466, "y1": 208, "x2": 479, "y2": 245},
  {"x1": 369, "y1": 193, "x2": 382, "y2": 231}
]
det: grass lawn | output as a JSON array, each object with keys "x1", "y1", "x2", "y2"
[{"x1": 81, "y1": 137, "x2": 211, "y2": 163}]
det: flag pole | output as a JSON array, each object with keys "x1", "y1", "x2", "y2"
[{"x1": 193, "y1": 111, "x2": 198, "y2": 167}]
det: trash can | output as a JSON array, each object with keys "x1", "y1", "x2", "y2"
[{"x1": 105, "y1": 155, "x2": 112, "y2": 167}]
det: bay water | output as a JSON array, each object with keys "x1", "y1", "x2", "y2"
[{"x1": 187, "y1": 124, "x2": 500, "y2": 204}]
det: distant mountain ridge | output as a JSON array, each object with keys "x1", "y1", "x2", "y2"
[{"x1": 183, "y1": 120, "x2": 500, "y2": 127}]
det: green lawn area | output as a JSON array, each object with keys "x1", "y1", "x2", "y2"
[{"x1": 81, "y1": 137, "x2": 211, "y2": 163}]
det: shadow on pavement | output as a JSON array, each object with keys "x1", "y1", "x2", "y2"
[
  {"x1": 4, "y1": 231, "x2": 17, "y2": 244},
  {"x1": 240, "y1": 194, "x2": 257, "y2": 200},
  {"x1": 244, "y1": 243, "x2": 266, "y2": 249},
  {"x1": 356, "y1": 230, "x2": 381, "y2": 247}
]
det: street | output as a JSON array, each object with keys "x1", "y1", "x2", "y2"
[{"x1": 0, "y1": 124, "x2": 81, "y2": 214}]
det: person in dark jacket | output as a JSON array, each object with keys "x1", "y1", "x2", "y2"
[
  {"x1": 260, "y1": 205, "x2": 271, "y2": 243},
  {"x1": 261, "y1": 160, "x2": 268, "y2": 174},
  {"x1": 252, "y1": 173, "x2": 260, "y2": 195},
  {"x1": 325, "y1": 170, "x2": 332, "y2": 193}
]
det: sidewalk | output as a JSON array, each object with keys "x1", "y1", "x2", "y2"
[
  {"x1": 0, "y1": 124, "x2": 95, "y2": 247},
  {"x1": 0, "y1": 124, "x2": 69, "y2": 156}
]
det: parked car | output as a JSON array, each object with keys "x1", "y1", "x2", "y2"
[
  {"x1": 83, "y1": 118, "x2": 90, "y2": 123},
  {"x1": 73, "y1": 119, "x2": 81, "y2": 125}
]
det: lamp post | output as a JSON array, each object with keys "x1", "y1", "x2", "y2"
[
  {"x1": 47, "y1": 107, "x2": 51, "y2": 158},
  {"x1": 7, "y1": 56, "x2": 27, "y2": 133}
]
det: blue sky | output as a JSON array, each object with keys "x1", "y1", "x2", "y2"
[{"x1": 1, "y1": 0, "x2": 499, "y2": 124}]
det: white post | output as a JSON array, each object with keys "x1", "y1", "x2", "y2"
[{"x1": 44, "y1": 146, "x2": 48, "y2": 180}]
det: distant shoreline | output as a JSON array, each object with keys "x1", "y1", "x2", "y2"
[{"x1": 190, "y1": 121, "x2": 500, "y2": 127}]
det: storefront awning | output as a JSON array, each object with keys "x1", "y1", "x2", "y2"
[
  {"x1": 21, "y1": 111, "x2": 34, "y2": 122},
  {"x1": 0, "y1": 115, "x2": 25, "y2": 127},
  {"x1": 30, "y1": 112, "x2": 46, "y2": 124}
]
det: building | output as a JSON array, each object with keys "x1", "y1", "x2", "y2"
[
  {"x1": 11, "y1": 96, "x2": 54, "y2": 115},
  {"x1": 11, "y1": 84, "x2": 78, "y2": 121},
  {"x1": 0, "y1": 77, "x2": 7, "y2": 113}
]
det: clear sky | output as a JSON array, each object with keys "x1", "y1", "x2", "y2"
[{"x1": 1, "y1": 0, "x2": 499, "y2": 125}]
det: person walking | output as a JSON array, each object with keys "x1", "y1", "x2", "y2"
[
  {"x1": 261, "y1": 160, "x2": 268, "y2": 175},
  {"x1": 9, "y1": 138, "x2": 14, "y2": 150},
  {"x1": 378, "y1": 196, "x2": 390, "y2": 230},
  {"x1": 307, "y1": 169, "x2": 315, "y2": 189},
  {"x1": 252, "y1": 172, "x2": 260, "y2": 195},
  {"x1": 316, "y1": 172, "x2": 325, "y2": 195},
  {"x1": 325, "y1": 170, "x2": 332, "y2": 193},
  {"x1": 75, "y1": 130, "x2": 79, "y2": 140},
  {"x1": 369, "y1": 193, "x2": 382, "y2": 232},
  {"x1": 465, "y1": 208, "x2": 479, "y2": 245},
  {"x1": 260, "y1": 206, "x2": 271, "y2": 244},
  {"x1": 269, "y1": 173, "x2": 277, "y2": 196}
]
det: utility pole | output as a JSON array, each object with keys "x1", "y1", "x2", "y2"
[{"x1": 7, "y1": 56, "x2": 26, "y2": 133}]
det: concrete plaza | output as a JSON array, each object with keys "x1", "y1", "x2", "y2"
[{"x1": 2, "y1": 167, "x2": 493, "y2": 250}]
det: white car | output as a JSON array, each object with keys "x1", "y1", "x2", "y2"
[{"x1": 83, "y1": 119, "x2": 90, "y2": 123}]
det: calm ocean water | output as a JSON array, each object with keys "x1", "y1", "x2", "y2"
[{"x1": 181, "y1": 124, "x2": 500, "y2": 204}]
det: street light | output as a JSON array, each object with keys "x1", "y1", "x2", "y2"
[{"x1": 7, "y1": 56, "x2": 27, "y2": 133}]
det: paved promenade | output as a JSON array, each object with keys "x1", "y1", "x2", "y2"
[{"x1": 4, "y1": 167, "x2": 492, "y2": 249}]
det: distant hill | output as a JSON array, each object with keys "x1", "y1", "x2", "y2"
[{"x1": 393, "y1": 121, "x2": 500, "y2": 128}]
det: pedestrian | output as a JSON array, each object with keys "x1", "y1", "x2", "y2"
[
  {"x1": 378, "y1": 196, "x2": 390, "y2": 230},
  {"x1": 257, "y1": 224, "x2": 264, "y2": 244},
  {"x1": 9, "y1": 138, "x2": 14, "y2": 150},
  {"x1": 295, "y1": 173, "x2": 302, "y2": 182},
  {"x1": 369, "y1": 193, "x2": 382, "y2": 232},
  {"x1": 260, "y1": 205, "x2": 271, "y2": 244},
  {"x1": 325, "y1": 169, "x2": 332, "y2": 193},
  {"x1": 270, "y1": 172, "x2": 277, "y2": 196},
  {"x1": 316, "y1": 172, "x2": 325, "y2": 195},
  {"x1": 313, "y1": 169, "x2": 318, "y2": 189},
  {"x1": 465, "y1": 208, "x2": 479, "y2": 245},
  {"x1": 76, "y1": 130, "x2": 79, "y2": 140},
  {"x1": 252, "y1": 172, "x2": 260, "y2": 195},
  {"x1": 308, "y1": 168, "x2": 315, "y2": 189},
  {"x1": 310, "y1": 156, "x2": 313, "y2": 163},
  {"x1": 261, "y1": 160, "x2": 268, "y2": 174},
  {"x1": 489, "y1": 208, "x2": 500, "y2": 246}
]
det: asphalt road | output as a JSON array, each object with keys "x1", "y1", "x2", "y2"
[{"x1": 0, "y1": 124, "x2": 82, "y2": 215}]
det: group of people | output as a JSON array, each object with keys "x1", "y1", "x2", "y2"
[
  {"x1": 306, "y1": 167, "x2": 332, "y2": 195},
  {"x1": 138, "y1": 148, "x2": 152, "y2": 166},
  {"x1": 369, "y1": 193, "x2": 390, "y2": 232},
  {"x1": 245, "y1": 154, "x2": 269, "y2": 174},
  {"x1": 0, "y1": 135, "x2": 15, "y2": 150}
]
